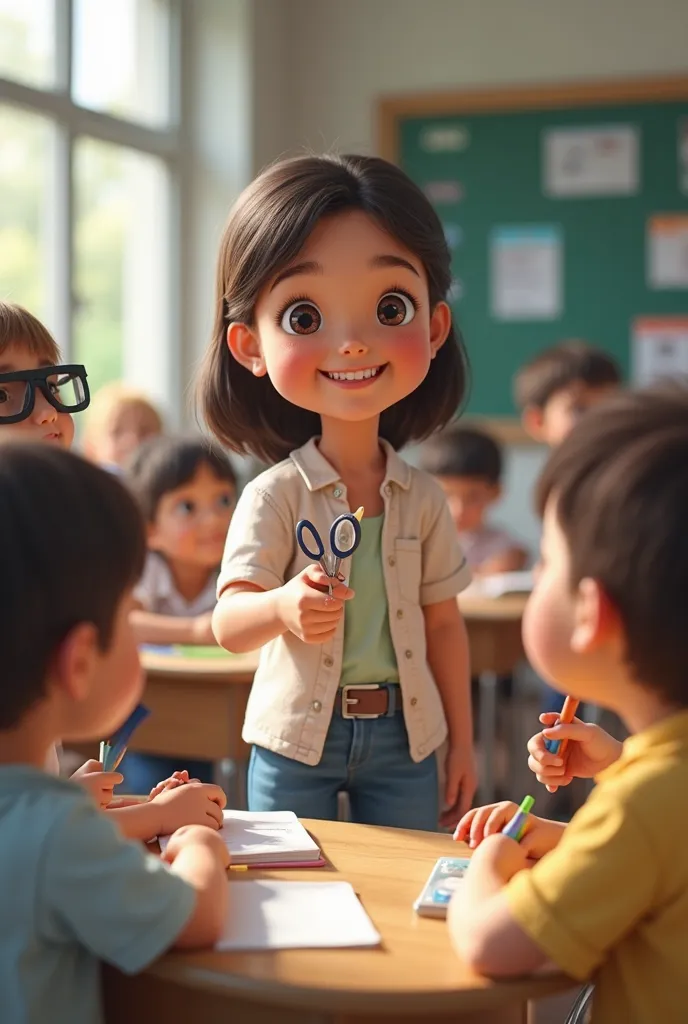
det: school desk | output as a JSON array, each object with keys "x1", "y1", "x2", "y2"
[
  {"x1": 102, "y1": 818, "x2": 574, "y2": 1024},
  {"x1": 132, "y1": 648, "x2": 259, "y2": 805},
  {"x1": 459, "y1": 593, "x2": 529, "y2": 804}
]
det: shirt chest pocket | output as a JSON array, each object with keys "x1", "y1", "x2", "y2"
[{"x1": 394, "y1": 538, "x2": 422, "y2": 604}]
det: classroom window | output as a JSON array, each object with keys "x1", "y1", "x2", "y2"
[{"x1": 0, "y1": 0, "x2": 180, "y2": 409}]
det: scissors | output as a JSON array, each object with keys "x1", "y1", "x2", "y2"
[{"x1": 296, "y1": 507, "x2": 364, "y2": 595}]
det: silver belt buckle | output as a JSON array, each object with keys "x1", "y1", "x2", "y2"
[{"x1": 341, "y1": 683, "x2": 382, "y2": 719}]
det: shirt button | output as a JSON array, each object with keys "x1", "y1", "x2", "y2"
[
  {"x1": 324, "y1": 655, "x2": 334, "y2": 668},
  {"x1": 410, "y1": 696, "x2": 418, "y2": 707},
  {"x1": 396, "y1": 609, "x2": 403, "y2": 619},
  {"x1": 312, "y1": 700, "x2": 322, "y2": 713},
  {"x1": 333, "y1": 487, "x2": 343, "y2": 498},
  {"x1": 405, "y1": 649, "x2": 413, "y2": 659},
  {"x1": 388, "y1": 556, "x2": 396, "y2": 567}
]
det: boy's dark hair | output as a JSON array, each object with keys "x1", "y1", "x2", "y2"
[
  {"x1": 198, "y1": 153, "x2": 468, "y2": 464},
  {"x1": 514, "y1": 340, "x2": 620, "y2": 411},
  {"x1": 0, "y1": 443, "x2": 146, "y2": 730},
  {"x1": 537, "y1": 383, "x2": 688, "y2": 707},
  {"x1": 127, "y1": 435, "x2": 237, "y2": 522},
  {"x1": 418, "y1": 426, "x2": 502, "y2": 485}
]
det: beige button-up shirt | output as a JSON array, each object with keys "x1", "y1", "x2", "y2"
[{"x1": 217, "y1": 438, "x2": 471, "y2": 765}]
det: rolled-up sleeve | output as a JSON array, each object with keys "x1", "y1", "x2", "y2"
[
  {"x1": 217, "y1": 480, "x2": 294, "y2": 597},
  {"x1": 419, "y1": 481, "x2": 471, "y2": 605}
]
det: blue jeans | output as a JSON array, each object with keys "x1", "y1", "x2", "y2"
[
  {"x1": 117, "y1": 753, "x2": 214, "y2": 795},
  {"x1": 248, "y1": 703, "x2": 439, "y2": 831}
]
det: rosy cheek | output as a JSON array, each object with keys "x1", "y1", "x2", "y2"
[
  {"x1": 384, "y1": 327, "x2": 432, "y2": 375},
  {"x1": 267, "y1": 342, "x2": 319, "y2": 398}
]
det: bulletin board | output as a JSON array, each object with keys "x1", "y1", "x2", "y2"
[{"x1": 378, "y1": 76, "x2": 688, "y2": 439}]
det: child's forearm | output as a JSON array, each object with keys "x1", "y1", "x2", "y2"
[
  {"x1": 105, "y1": 802, "x2": 162, "y2": 841},
  {"x1": 131, "y1": 609, "x2": 208, "y2": 645},
  {"x1": 171, "y1": 846, "x2": 228, "y2": 948},
  {"x1": 213, "y1": 587, "x2": 286, "y2": 653},
  {"x1": 425, "y1": 603, "x2": 472, "y2": 744}
]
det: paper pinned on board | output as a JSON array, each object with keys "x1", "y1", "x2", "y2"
[
  {"x1": 216, "y1": 880, "x2": 382, "y2": 951},
  {"x1": 491, "y1": 225, "x2": 562, "y2": 321},
  {"x1": 647, "y1": 215, "x2": 688, "y2": 289},
  {"x1": 543, "y1": 124, "x2": 639, "y2": 197},
  {"x1": 632, "y1": 317, "x2": 688, "y2": 387}
]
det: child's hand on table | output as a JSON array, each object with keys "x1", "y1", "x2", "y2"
[
  {"x1": 456, "y1": 801, "x2": 564, "y2": 860},
  {"x1": 161, "y1": 824, "x2": 231, "y2": 871},
  {"x1": 440, "y1": 744, "x2": 477, "y2": 828},
  {"x1": 528, "y1": 712, "x2": 623, "y2": 792},
  {"x1": 277, "y1": 563, "x2": 354, "y2": 644},
  {"x1": 152, "y1": 781, "x2": 227, "y2": 836},
  {"x1": 149, "y1": 769, "x2": 199, "y2": 799},
  {"x1": 71, "y1": 759, "x2": 123, "y2": 809}
]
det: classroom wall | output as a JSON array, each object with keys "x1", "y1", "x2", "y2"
[{"x1": 264, "y1": 0, "x2": 688, "y2": 550}]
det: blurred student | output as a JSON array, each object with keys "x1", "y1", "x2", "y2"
[
  {"x1": 0, "y1": 442, "x2": 229, "y2": 1024},
  {"x1": 418, "y1": 426, "x2": 527, "y2": 575},
  {"x1": 83, "y1": 381, "x2": 163, "y2": 472},
  {"x1": 515, "y1": 340, "x2": 620, "y2": 447},
  {"x1": 121, "y1": 435, "x2": 237, "y2": 792}
]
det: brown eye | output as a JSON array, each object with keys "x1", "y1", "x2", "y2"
[
  {"x1": 377, "y1": 292, "x2": 415, "y2": 327},
  {"x1": 281, "y1": 301, "x2": 322, "y2": 335}
]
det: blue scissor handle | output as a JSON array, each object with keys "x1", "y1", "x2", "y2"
[
  {"x1": 296, "y1": 519, "x2": 325, "y2": 562},
  {"x1": 329, "y1": 513, "x2": 361, "y2": 560}
]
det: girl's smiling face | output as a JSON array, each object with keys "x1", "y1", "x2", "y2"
[{"x1": 227, "y1": 210, "x2": 451, "y2": 426}]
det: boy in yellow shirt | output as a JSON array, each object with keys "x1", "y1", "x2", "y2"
[{"x1": 451, "y1": 384, "x2": 688, "y2": 1024}]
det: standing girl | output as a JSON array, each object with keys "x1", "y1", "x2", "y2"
[{"x1": 199, "y1": 154, "x2": 476, "y2": 830}]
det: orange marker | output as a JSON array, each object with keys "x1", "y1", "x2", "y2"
[{"x1": 544, "y1": 696, "x2": 580, "y2": 756}]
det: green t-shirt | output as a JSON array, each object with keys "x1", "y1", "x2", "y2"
[{"x1": 340, "y1": 514, "x2": 399, "y2": 686}]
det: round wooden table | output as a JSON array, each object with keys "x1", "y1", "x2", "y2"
[{"x1": 103, "y1": 819, "x2": 573, "y2": 1024}]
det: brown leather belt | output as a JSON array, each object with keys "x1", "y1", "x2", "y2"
[{"x1": 334, "y1": 684, "x2": 400, "y2": 719}]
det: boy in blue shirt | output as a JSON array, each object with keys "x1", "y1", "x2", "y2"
[{"x1": 0, "y1": 442, "x2": 230, "y2": 1024}]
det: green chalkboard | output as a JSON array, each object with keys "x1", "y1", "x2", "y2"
[{"x1": 382, "y1": 78, "x2": 688, "y2": 420}]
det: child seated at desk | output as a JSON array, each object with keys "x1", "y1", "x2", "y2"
[
  {"x1": 451, "y1": 385, "x2": 688, "y2": 1024},
  {"x1": 0, "y1": 301, "x2": 220, "y2": 837},
  {"x1": 82, "y1": 380, "x2": 163, "y2": 473},
  {"x1": 417, "y1": 425, "x2": 527, "y2": 575},
  {"x1": 0, "y1": 443, "x2": 229, "y2": 1024},
  {"x1": 121, "y1": 435, "x2": 237, "y2": 792},
  {"x1": 515, "y1": 339, "x2": 620, "y2": 448}
]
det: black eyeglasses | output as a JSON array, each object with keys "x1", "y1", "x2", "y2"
[{"x1": 0, "y1": 365, "x2": 90, "y2": 424}]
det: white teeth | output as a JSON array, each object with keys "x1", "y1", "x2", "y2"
[{"x1": 326, "y1": 366, "x2": 381, "y2": 381}]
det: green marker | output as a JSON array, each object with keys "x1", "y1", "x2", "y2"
[{"x1": 502, "y1": 795, "x2": 535, "y2": 842}]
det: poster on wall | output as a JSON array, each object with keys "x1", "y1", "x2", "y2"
[
  {"x1": 419, "y1": 123, "x2": 470, "y2": 154},
  {"x1": 490, "y1": 225, "x2": 562, "y2": 320},
  {"x1": 632, "y1": 317, "x2": 688, "y2": 387},
  {"x1": 647, "y1": 215, "x2": 688, "y2": 288},
  {"x1": 543, "y1": 124, "x2": 639, "y2": 197}
]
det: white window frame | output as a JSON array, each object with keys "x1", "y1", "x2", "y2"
[{"x1": 0, "y1": 0, "x2": 187, "y2": 416}]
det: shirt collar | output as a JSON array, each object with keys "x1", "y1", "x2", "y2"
[
  {"x1": 289, "y1": 436, "x2": 412, "y2": 493},
  {"x1": 597, "y1": 707, "x2": 688, "y2": 783}
]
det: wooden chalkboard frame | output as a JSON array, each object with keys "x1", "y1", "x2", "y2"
[{"x1": 378, "y1": 75, "x2": 688, "y2": 445}]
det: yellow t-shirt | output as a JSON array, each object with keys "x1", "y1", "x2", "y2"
[{"x1": 505, "y1": 709, "x2": 688, "y2": 1024}]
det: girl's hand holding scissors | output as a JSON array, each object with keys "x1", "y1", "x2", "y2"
[{"x1": 277, "y1": 563, "x2": 354, "y2": 644}]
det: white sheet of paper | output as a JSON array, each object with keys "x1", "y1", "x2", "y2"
[
  {"x1": 647, "y1": 215, "x2": 688, "y2": 288},
  {"x1": 491, "y1": 226, "x2": 562, "y2": 320},
  {"x1": 543, "y1": 124, "x2": 639, "y2": 197},
  {"x1": 159, "y1": 810, "x2": 321, "y2": 864},
  {"x1": 217, "y1": 880, "x2": 382, "y2": 951},
  {"x1": 632, "y1": 317, "x2": 688, "y2": 386}
]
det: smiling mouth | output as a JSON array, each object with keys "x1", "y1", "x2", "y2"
[{"x1": 320, "y1": 364, "x2": 387, "y2": 383}]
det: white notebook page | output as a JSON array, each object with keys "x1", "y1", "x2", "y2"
[
  {"x1": 159, "y1": 810, "x2": 321, "y2": 863},
  {"x1": 217, "y1": 880, "x2": 381, "y2": 950}
]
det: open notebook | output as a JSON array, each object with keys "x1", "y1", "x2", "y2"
[{"x1": 159, "y1": 810, "x2": 325, "y2": 867}]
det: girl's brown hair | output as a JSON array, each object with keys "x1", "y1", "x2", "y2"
[{"x1": 198, "y1": 154, "x2": 468, "y2": 464}]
